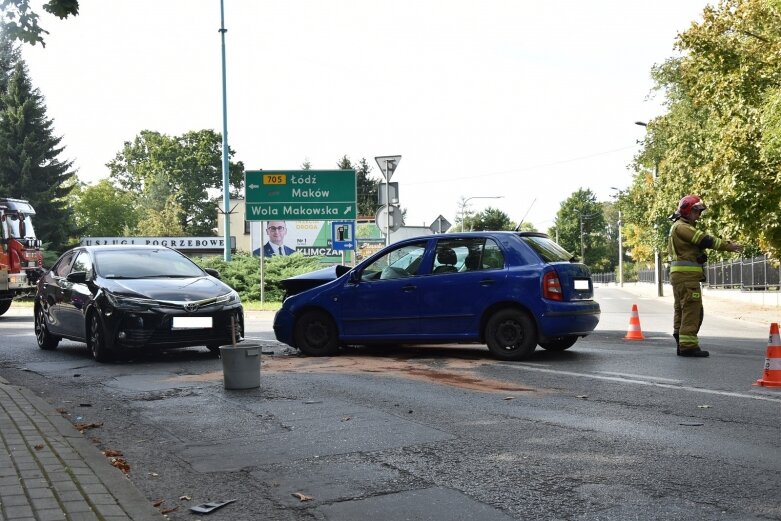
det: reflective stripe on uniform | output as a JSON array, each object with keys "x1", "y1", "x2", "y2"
[
  {"x1": 670, "y1": 265, "x2": 703, "y2": 273},
  {"x1": 679, "y1": 334, "x2": 699, "y2": 347}
]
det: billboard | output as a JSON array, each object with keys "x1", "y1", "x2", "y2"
[{"x1": 251, "y1": 220, "x2": 340, "y2": 259}]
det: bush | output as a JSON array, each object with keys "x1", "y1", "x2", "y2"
[{"x1": 193, "y1": 253, "x2": 323, "y2": 302}]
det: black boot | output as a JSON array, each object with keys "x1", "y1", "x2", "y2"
[
  {"x1": 673, "y1": 332, "x2": 680, "y2": 355},
  {"x1": 678, "y1": 347, "x2": 709, "y2": 357}
]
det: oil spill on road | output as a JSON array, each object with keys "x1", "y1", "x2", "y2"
[{"x1": 170, "y1": 347, "x2": 537, "y2": 394}]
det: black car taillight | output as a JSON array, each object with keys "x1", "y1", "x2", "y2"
[{"x1": 543, "y1": 271, "x2": 563, "y2": 301}]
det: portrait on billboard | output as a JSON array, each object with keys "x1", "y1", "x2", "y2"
[{"x1": 252, "y1": 220, "x2": 296, "y2": 257}]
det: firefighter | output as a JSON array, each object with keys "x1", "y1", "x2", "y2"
[{"x1": 668, "y1": 195, "x2": 743, "y2": 357}]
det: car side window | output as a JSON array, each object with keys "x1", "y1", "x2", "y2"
[
  {"x1": 361, "y1": 242, "x2": 427, "y2": 281},
  {"x1": 482, "y1": 239, "x2": 505, "y2": 269},
  {"x1": 429, "y1": 238, "x2": 504, "y2": 273},
  {"x1": 71, "y1": 251, "x2": 93, "y2": 277},
  {"x1": 52, "y1": 252, "x2": 76, "y2": 277}
]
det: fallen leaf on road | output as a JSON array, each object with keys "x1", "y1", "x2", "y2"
[
  {"x1": 34, "y1": 444, "x2": 44, "y2": 450},
  {"x1": 149, "y1": 472, "x2": 159, "y2": 477},
  {"x1": 179, "y1": 495, "x2": 191, "y2": 501},
  {"x1": 341, "y1": 416, "x2": 351, "y2": 422},
  {"x1": 74, "y1": 422, "x2": 103, "y2": 432},
  {"x1": 152, "y1": 499, "x2": 164, "y2": 507},
  {"x1": 292, "y1": 492, "x2": 314, "y2": 502},
  {"x1": 55, "y1": 407, "x2": 68, "y2": 415},
  {"x1": 161, "y1": 507, "x2": 179, "y2": 514},
  {"x1": 109, "y1": 456, "x2": 130, "y2": 474},
  {"x1": 103, "y1": 449, "x2": 123, "y2": 457},
  {"x1": 503, "y1": 396, "x2": 514, "y2": 400},
  {"x1": 697, "y1": 405, "x2": 711, "y2": 409}
]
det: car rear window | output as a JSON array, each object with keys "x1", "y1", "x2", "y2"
[{"x1": 520, "y1": 235, "x2": 574, "y2": 263}]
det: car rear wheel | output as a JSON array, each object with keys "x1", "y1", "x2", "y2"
[
  {"x1": 0, "y1": 299, "x2": 11, "y2": 316},
  {"x1": 34, "y1": 305, "x2": 60, "y2": 350},
  {"x1": 88, "y1": 312, "x2": 113, "y2": 363},
  {"x1": 485, "y1": 309, "x2": 537, "y2": 361},
  {"x1": 539, "y1": 335, "x2": 578, "y2": 351},
  {"x1": 294, "y1": 310, "x2": 339, "y2": 356}
]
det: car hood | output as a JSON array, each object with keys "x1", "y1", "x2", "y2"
[
  {"x1": 101, "y1": 276, "x2": 232, "y2": 301},
  {"x1": 280, "y1": 265, "x2": 352, "y2": 296}
]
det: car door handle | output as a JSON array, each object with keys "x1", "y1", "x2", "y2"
[
  {"x1": 479, "y1": 279, "x2": 495, "y2": 286},
  {"x1": 402, "y1": 285, "x2": 417, "y2": 292}
]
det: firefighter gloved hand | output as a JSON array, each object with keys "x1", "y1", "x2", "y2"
[{"x1": 696, "y1": 253, "x2": 708, "y2": 264}]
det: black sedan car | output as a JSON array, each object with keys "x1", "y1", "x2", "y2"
[{"x1": 34, "y1": 245, "x2": 243, "y2": 362}]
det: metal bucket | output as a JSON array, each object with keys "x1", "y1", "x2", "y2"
[{"x1": 219, "y1": 343, "x2": 261, "y2": 390}]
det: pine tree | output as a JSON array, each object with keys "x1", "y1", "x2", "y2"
[{"x1": 0, "y1": 38, "x2": 77, "y2": 251}]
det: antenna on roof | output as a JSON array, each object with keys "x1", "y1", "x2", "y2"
[{"x1": 514, "y1": 198, "x2": 537, "y2": 231}]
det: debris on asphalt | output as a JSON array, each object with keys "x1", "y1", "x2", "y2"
[
  {"x1": 292, "y1": 492, "x2": 314, "y2": 502},
  {"x1": 189, "y1": 499, "x2": 236, "y2": 514},
  {"x1": 74, "y1": 422, "x2": 103, "y2": 432}
]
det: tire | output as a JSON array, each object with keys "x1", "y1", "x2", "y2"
[
  {"x1": 294, "y1": 310, "x2": 339, "y2": 356},
  {"x1": 485, "y1": 309, "x2": 537, "y2": 361},
  {"x1": 0, "y1": 299, "x2": 11, "y2": 316},
  {"x1": 206, "y1": 344, "x2": 222, "y2": 356},
  {"x1": 88, "y1": 312, "x2": 113, "y2": 362},
  {"x1": 34, "y1": 305, "x2": 60, "y2": 350},
  {"x1": 539, "y1": 335, "x2": 578, "y2": 351}
]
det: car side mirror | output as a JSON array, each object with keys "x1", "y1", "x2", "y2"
[
  {"x1": 204, "y1": 268, "x2": 221, "y2": 279},
  {"x1": 66, "y1": 271, "x2": 87, "y2": 284},
  {"x1": 349, "y1": 271, "x2": 362, "y2": 284}
]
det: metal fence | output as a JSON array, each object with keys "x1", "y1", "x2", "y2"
[{"x1": 594, "y1": 255, "x2": 780, "y2": 291}]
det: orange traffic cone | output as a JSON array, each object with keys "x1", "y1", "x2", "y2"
[
  {"x1": 623, "y1": 304, "x2": 645, "y2": 341},
  {"x1": 755, "y1": 322, "x2": 781, "y2": 388}
]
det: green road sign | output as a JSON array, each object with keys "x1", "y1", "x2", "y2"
[{"x1": 245, "y1": 169, "x2": 357, "y2": 221}]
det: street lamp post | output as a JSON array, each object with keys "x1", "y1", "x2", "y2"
[
  {"x1": 610, "y1": 187, "x2": 624, "y2": 287},
  {"x1": 635, "y1": 121, "x2": 663, "y2": 297},
  {"x1": 460, "y1": 196, "x2": 503, "y2": 231}
]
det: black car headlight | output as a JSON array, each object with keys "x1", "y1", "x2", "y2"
[{"x1": 104, "y1": 291, "x2": 160, "y2": 312}]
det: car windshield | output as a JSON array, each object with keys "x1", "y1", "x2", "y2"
[
  {"x1": 94, "y1": 249, "x2": 205, "y2": 279},
  {"x1": 521, "y1": 235, "x2": 574, "y2": 262}
]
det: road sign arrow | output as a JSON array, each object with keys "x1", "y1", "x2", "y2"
[
  {"x1": 343, "y1": 205, "x2": 353, "y2": 215},
  {"x1": 248, "y1": 184, "x2": 260, "y2": 189}
]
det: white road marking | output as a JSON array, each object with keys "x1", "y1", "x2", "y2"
[
  {"x1": 508, "y1": 363, "x2": 781, "y2": 403},
  {"x1": 597, "y1": 371, "x2": 682, "y2": 383}
]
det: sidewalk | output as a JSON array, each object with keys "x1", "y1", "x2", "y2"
[
  {"x1": 0, "y1": 376, "x2": 163, "y2": 521},
  {"x1": 600, "y1": 282, "x2": 781, "y2": 326}
]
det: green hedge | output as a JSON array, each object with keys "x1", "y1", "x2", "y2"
[{"x1": 193, "y1": 253, "x2": 324, "y2": 302}]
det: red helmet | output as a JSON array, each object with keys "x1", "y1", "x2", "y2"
[{"x1": 677, "y1": 195, "x2": 707, "y2": 218}]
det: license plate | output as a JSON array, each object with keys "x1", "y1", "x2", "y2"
[
  {"x1": 573, "y1": 279, "x2": 589, "y2": 290},
  {"x1": 172, "y1": 316, "x2": 212, "y2": 330}
]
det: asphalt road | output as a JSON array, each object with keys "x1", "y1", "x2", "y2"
[{"x1": 1, "y1": 287, "x2": 779, "y2": 521}]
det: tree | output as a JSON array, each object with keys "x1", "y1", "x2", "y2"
[
  {"x1": 464, "y1": 207, "x2": 515, "y2": 231},
  {"x1": 135, "y1": 195, "x2": 185, "y2": 236},
  {"x1": 552, "y1": 189, "x2": 610, "y2": 270},
  {"x1": 72, "y1": 180, "x2": 139, "y2": 237},
  {"x1": 107, "y1": 129, "x2": 244, "y2": 236},
  {"x1": 630, "y1": 0, "x2": 781, "y2": 258},
  {"x1": 1, "y1": 0, "x2": 79, "y2": 46},
  {"x1": 0, "y1": 38, "x2": 77, "y2": 250},
  {"x1": 355, "y1": 157, "x2": 379, "y2": 217}
]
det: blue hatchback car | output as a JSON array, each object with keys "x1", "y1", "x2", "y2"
[{"x1": 273, "y1": 232, "x2": 600, "y2": 361}]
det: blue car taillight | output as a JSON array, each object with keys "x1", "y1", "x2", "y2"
[{"x1": 543, "y1": 271, "x2": 563, "y2": 301}]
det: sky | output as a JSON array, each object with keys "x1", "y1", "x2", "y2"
[{"x1": 21, "y1": 0, "x2": 713, "y2": 233}]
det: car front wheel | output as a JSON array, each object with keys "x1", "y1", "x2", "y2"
[
  {"x1": 88, "y1": 312, "x2": 113, "y2": 362},
  {"x1": 539, "y1": 335, "x2": 578, "y2": 351},
  {"x1": 294, "y1": 310, "x2": 339, "y2": 356},
  {"x1": 485, "y1": 309, "x2": 537, "y2": 361},
  {"x1": 34, "y1": 305, "x2": 60, "y2": 350},
  {"x1": 0, "y1": 299, "x2": 11, "y2": 316}
]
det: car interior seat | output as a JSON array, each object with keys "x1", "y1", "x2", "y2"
[
  {"x1": 463, "y1": 251, "x2": 482, "y2": 271},
  {"x1": 433, "y1": 248, "x2": 458, "y2": 274}
]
